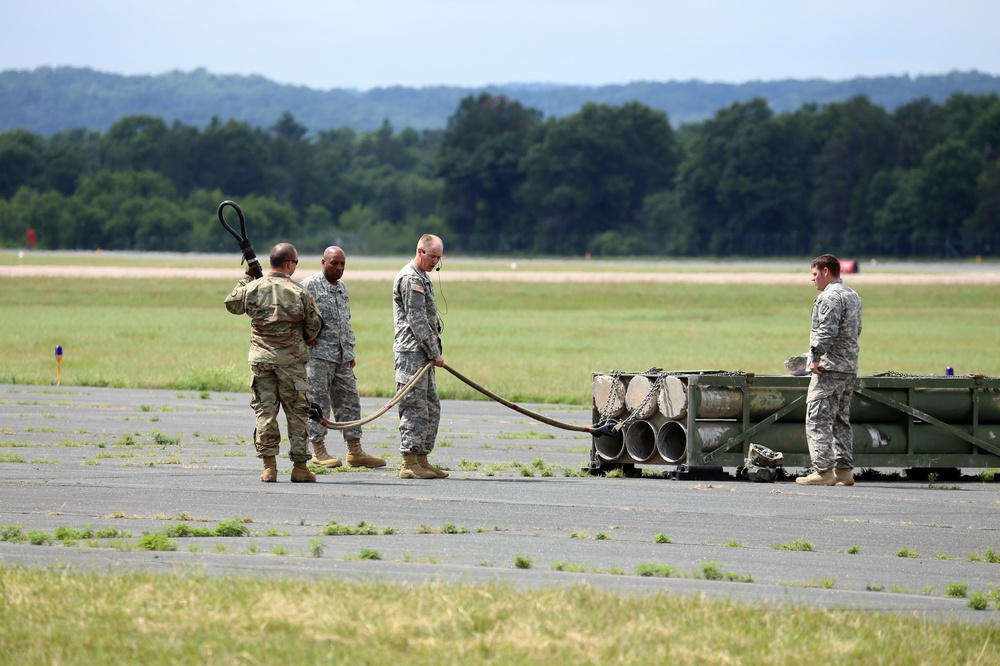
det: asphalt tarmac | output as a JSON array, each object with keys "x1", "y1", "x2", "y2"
[{"x1": 2, "y1": 383, "x2": 999, "y2": 624}]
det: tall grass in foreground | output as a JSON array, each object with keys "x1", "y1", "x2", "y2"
[
  {"x1": 1, "y1": 277, "x2": 997, "y2": 403},
  {"x1": 1, "y1": 568, "x2": 996, "y2": 665}
]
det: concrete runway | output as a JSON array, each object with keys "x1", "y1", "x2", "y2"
[{"x1": 2, "y1": 383, "x2": 999, "y2": 624}]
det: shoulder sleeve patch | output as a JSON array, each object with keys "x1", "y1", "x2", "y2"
[{"x1": 411, "y1": 283, "x2": 425, "y2": 294}]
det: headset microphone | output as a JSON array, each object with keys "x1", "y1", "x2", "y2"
[{"x1": 433, "y1": 256, "x2": 447, "y2": 314}]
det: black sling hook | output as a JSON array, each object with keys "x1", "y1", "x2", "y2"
[{"x1": 217, "y1": 200, "x2": 263, "y2": 280}]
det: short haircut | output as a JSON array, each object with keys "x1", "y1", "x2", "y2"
[
  {"x1": 269, "y1": 243, "x2": 297, "y2": 268},
  {"x1": 811, "y1": 254, "x2": 840, "y2": 277},
  {"x1": 417, "y1": 234, "x2": 442, "y2": 252}
]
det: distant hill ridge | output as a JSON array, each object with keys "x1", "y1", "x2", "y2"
[{"x1": 3, "y1": 66, "x2": 1000, "y2": 135}]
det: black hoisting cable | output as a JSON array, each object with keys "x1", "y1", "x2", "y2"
[
  {"x1": 218, "y1": 200, "x2": 263, "y2": 280},
  {"x1": 309, "y1": 360, "x2": 611, "y2": 435}
]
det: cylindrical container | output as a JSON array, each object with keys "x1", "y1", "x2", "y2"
[
  {"x1": 592, "y1": 374, "x2": 627, "y2": 418},
  {"x1": 593, "y1": 419, "x2": 628, "y2": 462},
  {"x1": 687, "y1": 421, "x2": 1000, "y2": 458},
  {"x1": 624, "y1": 375, "x2": 659, "y2": 420},
  {"x1": 656, "y1": 420, "x2": 688, "y2": 464},
  {"x1": 854, "y1": 388, "x2": 1000, "y2": 423},
  {"x1": 657, "y1": 375, "x2": 688, "y2": 420},
  {"x1": 663, "y1": 381, "x2": 1000, "y2": 424},
  {"x1": 908, "y1": 424, "x2": 1000, "y2": 454},
  {"x1": 624, "y1": 415, "x2": 668, "y2": 463},
  {"x1": 691, "y1": 421, "x2": 908, "y2": 456},
  {"x1": 661, "y1": 384, "x2": 808, "y2": 421}
]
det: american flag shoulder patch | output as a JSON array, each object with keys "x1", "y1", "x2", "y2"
[{"x1": 411, "y1": 283, "x2": 425, "y2": 294}]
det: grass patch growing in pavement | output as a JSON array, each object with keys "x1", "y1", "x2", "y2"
[
  {"x1": 320, "y1": 520, "x2": 383, "y2": 536},
  {"x1": 772, "y1": 537, "x2": 814, "y2": 552}
]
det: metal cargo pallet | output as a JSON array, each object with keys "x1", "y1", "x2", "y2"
[{"x1": 587, "y1": 370, "x2": 1000, "y2": 475}]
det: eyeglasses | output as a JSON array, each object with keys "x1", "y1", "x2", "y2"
[{"x1": 288, "y1": 259, "x2": 299, "y2": 265}]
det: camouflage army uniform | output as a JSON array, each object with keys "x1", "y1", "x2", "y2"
[
  {"x1": 225, "y1": 271, "x2": 323, "y2": 462},
  {"x1": 806, "y1": 278, "x2": 863, "y2": 471},
  {"x1": 392, "y1": 261, "x2": 442, "y2": 455},
  {"x1": 301, "y1": 272, "x2": 362, "y2": 444}
]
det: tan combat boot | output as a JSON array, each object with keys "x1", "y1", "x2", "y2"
[
  {"x1": 290, "y1": 461, "x2": 317, "y2": 483},
  {"x1": 835, "y1": 468, "x2": 855, "y2": 486},
  {"x1": 795, "y1": 469, "x2": 836, "y2": 486},
  {"x1": 346, "y1": 439, "x2": 386, "y2": 468},
  {"x1": 261, "y1": 455, "x2": 278, "y2": 483},
  {"x1": 417, "y1": 453, "x2": 449, "y2": 478},
  {"x1": 399, "y1": 453, "x2": 435, "y2": 479},
  {"x1": 310, "y1": 441, "x2": 342, "y2": 468}
]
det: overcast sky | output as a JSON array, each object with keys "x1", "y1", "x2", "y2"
[{"x1": 3, "y1": 1, "x2": 998, "y2": 90}]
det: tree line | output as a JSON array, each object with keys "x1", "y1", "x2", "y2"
[
  {"x1": 6, "y1": 67, "x2": 1000, "y2": 135},
  {"x1": 1, "y1": 92, "x2": 999, "y2": 258}
]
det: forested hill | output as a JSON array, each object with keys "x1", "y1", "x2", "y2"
[{"x1": 4, "y1": 66, "x2": 1000, "y2": 135}]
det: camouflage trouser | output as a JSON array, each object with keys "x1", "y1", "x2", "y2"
[
  {"x1": 306, "y1": 357, "x2": 362, "y2": 445},
  {"x1": 249, "y1": 362, "x2": 310, "y2": 462},
  {"x1": 395, "y1": 352, "x2": 440, "y2": 455},
  {"x1": 805, "y1": 371, "x2": 856, "y2": 471}
]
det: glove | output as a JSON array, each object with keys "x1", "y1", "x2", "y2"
[{"x1": 784, "y1": 354, "x2": 809, "y2": 376}]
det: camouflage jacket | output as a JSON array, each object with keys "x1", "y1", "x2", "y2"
[
  {"x1": 392, "y1": 261, "x2": 441, "y2": 360},
  {"x1": 225, "y1": 271, "x2": 323, "y2": 365},
  {"x1": 810, "y1": 278, "x2": 862, "y2": 374},
  {"x1": 300, "y1": 273, "x2": 355, "y2": 364}
]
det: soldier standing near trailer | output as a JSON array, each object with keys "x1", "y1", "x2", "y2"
[
  {"x1": 301, "y1": 246, "x2": 386, "y2": 469},
  {"x1": 797, "y1": 254, "x2": 863, "y2": 487},
  {"x1": 225, "y1": 243, "x2": 324, "y2": 483},
  {"x1": 393, "y1": 234, "x2": 448, "y2": 479}
]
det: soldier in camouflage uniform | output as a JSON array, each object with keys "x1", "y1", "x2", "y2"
[
  {"x1": 301, "y1": 246, "x2": 385, "y2": 469},
  {"x1": 392, "y1": 235, "x2": 447, "y2": 479},
  {"x1": 797, "y1": 254, "x2": 863, "y2": 487},
  {"x1": 225, "y1": 243, "x2": 324, "y2": 483}
]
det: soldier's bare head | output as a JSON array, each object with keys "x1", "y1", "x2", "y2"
[
  {"x1": 415, "y1": 235, "x2": 443, "y2": 272},
  {"x1": 270, "y1": 243, "x2": 299, "y2": 270},
  {"x1": 811, "y1": 254, "x2": 840, "y2": 291},
  {"x1": 417, "y1": 235, "x2": 442, "y2": 254},
  {"x1": 811, "y1": 254, "x2": 840, "y2": 277},
  {"x1": 321, "y1": 246, "x2": 346, "y2": 284}
]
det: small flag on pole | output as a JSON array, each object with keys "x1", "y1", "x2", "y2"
[{"x1": 55, "y1": 345, "x2": 63, "y2": 385}]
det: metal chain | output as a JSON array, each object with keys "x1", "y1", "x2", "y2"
[
  {"x1": 874, "y1": 369, "x2": 998, "y2": 380},
  {"x1": 615, "y1": 373, "x2": 665, "y2": 431},
  {"x1": 596, "y1": 370, "x2": 624, "y2": 422}
]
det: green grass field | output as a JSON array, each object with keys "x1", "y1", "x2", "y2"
[
  {"x1": 2, "y1": 568, "x2": 998, "y2": 665},
  {"x1": 1, "y1": 273, "x2": 996, "y2": 402}
]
